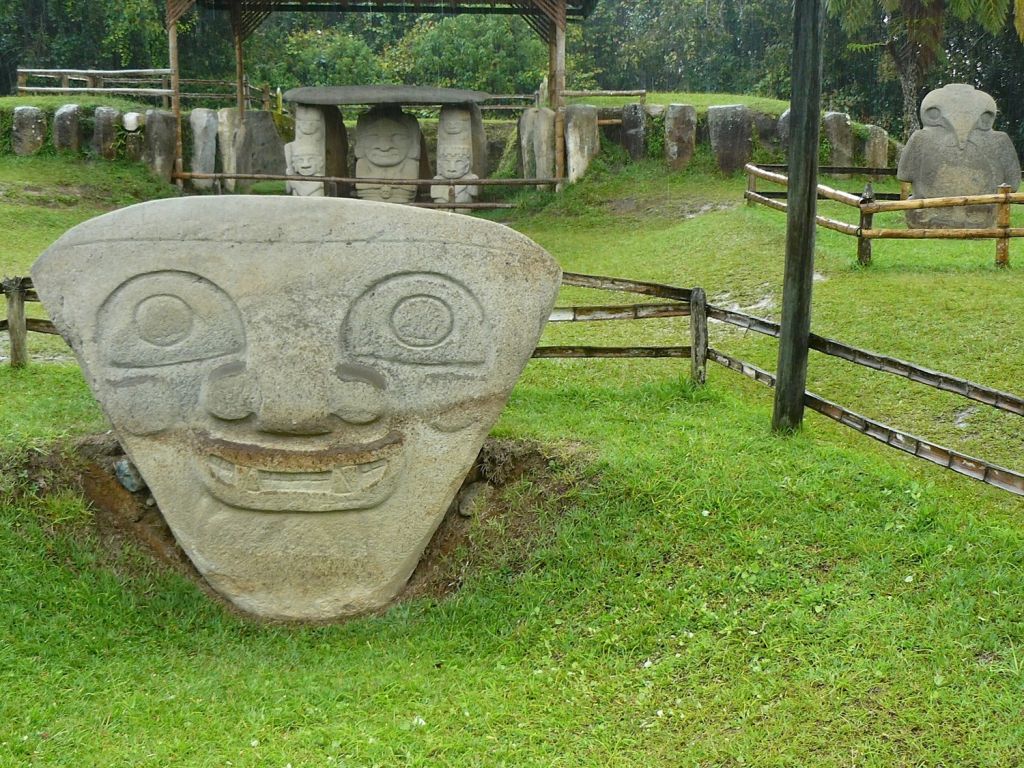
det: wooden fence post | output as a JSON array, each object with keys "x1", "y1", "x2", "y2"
[
  {"x1": 746, "y1": 168, "x2": 756, "y2": 206},
  {"x1": 996, "y1": 183, "x2": 1011, "y2": 268},
  {"x1": 690, "y1": 287, "x2": 707, "y2": 386},
  {"x1": 857, "y1": 182, "x2": 874, "y2": 266},
  {"x1": 3, "y1": 277, "x2": 28, "y2": 368},
  {"x1": 17, "y1": 70, "x2": 27, "y2": 91}
]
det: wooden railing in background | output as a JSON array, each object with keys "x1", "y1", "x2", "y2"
[
  {"x1": 745, "y1": 163, "x2": 1024, "y2": 267},
  {"x1": 4, "y1": 271, "x2": 1022, "y2": 496}
]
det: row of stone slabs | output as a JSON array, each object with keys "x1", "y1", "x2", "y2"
[{"x1": 7, "y1": 100, "x2": 894, "y2": 187}]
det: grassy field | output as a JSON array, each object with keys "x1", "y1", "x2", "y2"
[{"x1": 2, "y1": 152, "x2": 1024, "y2": 767}]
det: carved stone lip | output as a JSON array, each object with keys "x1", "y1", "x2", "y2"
[{"x1": 194, "y1": 431, "x2": 406, "y2": 512}]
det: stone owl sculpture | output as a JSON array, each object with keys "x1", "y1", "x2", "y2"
[{"x1": 896, "y1": 83, "x2": 1020, "y2": 228}]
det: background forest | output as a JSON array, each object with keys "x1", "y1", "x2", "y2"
[{"x1": 1, "y1": 0, "x2": 1023, "y2": 146}]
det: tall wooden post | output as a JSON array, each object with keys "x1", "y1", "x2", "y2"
[
  {"x1": 168, "y1": 18, "x2": 184, "y2": 187},
  {"x1": 4, "y1": 278, "x2": 28, "y2": 368},
  {"x1": 231, "y1": 3, "x2": 246, "y2": 114},
  {"x1": 772, "y1": 0, "x2": 823, "y2": 433},
  {"x1": 857, "y1": 182, "x2": 874, "y2": 266},
  {"x1": 548, "y1": 0, "x2": 567, "y2": 182},
  {"x1": 689, "y1": 287, "x2": 708, "y2": 386},
  {"x1": 996, "y1": 183, "x2": 1011, "y2": 267}
]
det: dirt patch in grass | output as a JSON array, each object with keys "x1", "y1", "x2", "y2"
[
  {"x1": 10, "y1": 433, "x2": 588, "y2": 621},
  {"x1": 605, "y1": 196, "x2": 734, "y2": 221}
]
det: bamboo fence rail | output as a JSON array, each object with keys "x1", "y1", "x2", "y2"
[
  {"x1": 745, "y1": 162, "x2": 1024, "y2": 266},
  {"x1": 4, "y1": 270, "x2": 1023, "y2": 496}
]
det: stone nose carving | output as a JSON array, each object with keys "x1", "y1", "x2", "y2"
[{"x1": 31, "y1": 196, "x2": 561, "y2": 620}]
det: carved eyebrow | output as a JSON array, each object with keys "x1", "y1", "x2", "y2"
[{"x1": 336, "y1": 362, "x2": 387, "y2": 390}]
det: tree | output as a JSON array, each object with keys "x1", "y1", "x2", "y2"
[{"x1": 827, "y1": 0, "x2": 1024, "y2": 137}]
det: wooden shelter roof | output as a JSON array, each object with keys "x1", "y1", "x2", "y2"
[{"x1": 170, "y1": 0, "x2": 596, "y2": 42}]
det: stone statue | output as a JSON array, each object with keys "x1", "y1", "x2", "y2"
[
  {"x1": 286, "y1": 104, "x2": 327, "y2": 197},
  {"x1": 897, "y1": 84, "x2": 1021, "y2": 228},
  {"x1": 354, "y1": 107, "x2": 422, "y2": 203},
  {"x1": 432, "y1": 106, "x2": 480, "y2": 211},
  {"x1": 31, "y1": 196, "x2": 561, "y2": 621}
]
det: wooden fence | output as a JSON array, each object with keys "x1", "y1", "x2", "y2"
[
  {"x1": 5, "y1": 270, "x2": 1023, "y2": 496},
  {"x1": 745, "y1": 163, "x2": 1024, "y2": 266},
  {"x1": 17, "y1": 68, "x2": 270, "y2": 110}
]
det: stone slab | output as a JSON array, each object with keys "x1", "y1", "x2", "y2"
[
  {"x1": 144, "y1": 109, "x2": 177, "y2": 183},
  {"x1": 92, "y1": 107, "x2": 121, "y2": 160},
  {"x1": 53, "y1": 104, "x2": 82, "y2": 153},
  {"x1": 13, "y1": 106, "x2": 46, "y2": 156},
  {"x1": 189, "y1": 108, "x2": 219, "y2": 191},
  {"x1": 564, "y1": 105, "x2": 600, "y2": 183},
  {"x1": 823, "y1": 111, "x2": 853, "y2": 177},
  {"x1": 518, "y1": 107, "x2": 556, "y2": 182},
  {"x1": 32, "y1": 196, "x2": 561, "y2": 621},
  {"x1": 863, "y1": 125, "x2": 889, "y2": 170},
  {"x1": 621, "y1": 103, "x2": 646, "y2": 161},
  {"x1": 708, "y1": 104, "x2": 752, "y2": 174},
  {"x1": 665, "y1": 104, "x2": 696, "y2": 171},
  {"x1": 285, "y1": 86, "x2": 489, "y2": 106}
]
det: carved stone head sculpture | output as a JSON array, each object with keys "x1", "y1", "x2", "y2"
[
  {"x1": 897, "y1": 83, "x2": 1021, "y2": 228},
  {"x1": 32, "y1": 197, "x2": 561, "y2": 620},
  {"x1": 354, "y1": 107, "x2": 422, "y2": 203},
  {"x1": 286, "y1": 104, "x2": 328, "y2": 197}
]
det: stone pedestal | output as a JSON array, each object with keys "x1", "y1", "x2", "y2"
[{"x1": 122, "y1": 112, "x2": 145, "y2": 162}]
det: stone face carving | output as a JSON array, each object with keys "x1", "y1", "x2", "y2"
[
  {"x1": 354, "y1": 107, "x2": 422, "y2": 203},
  {"x1": 13, "y1": 106, "x2": 46, "y2": 156},
  {"x1": 32, "y1": 196, "x2": 561, "y2": 621},
  {"x1": 286, "y1": 104, "x2": 328, "y2": 197},
  {"x1": 708, "y1": 105, "x2": 752, "y2": 174},
  {"x1": 897, "y1": 84, "x2": 1021, "y2": 228},
  {"x1": 189, "y1": 108, "x2": 219, "y2": 191},
  {"x1": 431, "y1": 106, "x2": 480, "y2": 208}
]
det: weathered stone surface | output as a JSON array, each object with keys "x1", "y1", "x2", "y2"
[
  {"x1": 518, "y1": 107, "x2": 556, "y2": 182},
  {"x1": 823, "y1": 111, "x2": 853, "y2": 176},
  {"x1": 189, "y1": 108, "x2": 218, "y2": 191},
  {"x1": 622, "y1": 103, "x2": 646, "y2": 161},
  {"x1": 32, "y1": 196, "x2": 561, "y2": 621},
  {"x1": 777, "y1": 108, "x2": 791, "y2": 152},
  {"x1": 53, "y1": 104, "x2": 82, "y2": 153},
  {"x1": 122, "y1": 112, "x2": 145, "y2": 162},
  {"x1": 897, "y1": 83, "x2": 1021, "y2": 228},
  {"x1": 752, "y1": 110, "x2": 780, "y2": 154},
  {"x1": 354, "y1": 107, "x2": 422, "y2": 203},
  {"x1": 115, "y1": 458, "x2": 146, "y2": 493},
  {"x1": 644, "y1": 104, "x2": 666, "y2": 119},
  {"x1": 286, "y1": 104, "x2": 328, "y2": 197},
  {"x1": 144, "y1": 109, "x2": 177, "y2": 183},
  {"x1": 284, "y1": 85, "x2": 488, "y2": 106},
  {"x1": 216, "y1": 108, "x2": 242, "y2": 192},
  {"x1": 431, "y1": 106, "x2": 480, "y2": 209},
  {"x1": 236, "y1": 111, "x2": 286, "y2": 192},
  {"x1": 563, "y1": 105, "x2": 600, "y2": 183},
  {"x1": 13, "y1": 106, "x2": 46, "y2": 156},
  {"x1": 468, "y1": 103, "x2": 488, "y2": 179},
  {"x1": 665, "y1": 104, "x2": 697, "y2": 171},
  {"x1": 92, "y1": 107, "x2": 121, "y2": 160},
  {"x1": 708, "y1": 104, "x2": 752, "y2": 174},
  {"x1": 863, "y1": 125, "x2": 889, "y2": 170}
]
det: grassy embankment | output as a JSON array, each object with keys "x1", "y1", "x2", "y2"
[{"x1": 2, "y1": 145, "x2": 1024, "y2": 767}]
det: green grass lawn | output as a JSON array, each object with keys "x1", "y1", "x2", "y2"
[
  {"x1": 567, "y1": 91, "x2": 791, "y2": 116},
  {"x1": 3, "y1": 153, "x2": 1024, "y2": 767}
]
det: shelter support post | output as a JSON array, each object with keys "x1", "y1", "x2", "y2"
[
  {"x1": 772, "y1": 0, "x2": 823, "y2": 433},
  {"x1": 548, "y1": 0, "x2": 567, "y2": 182},
  {"x1": 168, "y1": 18, "x2": 184, "y2": 187},
  {"x1": 231, "y1": 4, "x2": 245, "y2": 113}
]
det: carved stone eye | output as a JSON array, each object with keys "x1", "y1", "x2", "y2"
[
  {"x1": 98, "y1": 271, "x2": 245, "y2": 368},
  {"x1": 342, "y1": 272, "x2": 489, "y2": 367}
]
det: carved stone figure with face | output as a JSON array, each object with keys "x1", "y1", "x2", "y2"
[
  {"x1": 354, "y1": 107, "x2": 422, "y2": 203},
  {"x1": 432, "y1": 106, "x2": 479, "y2": 210},
  {"x1": 897, "y1": 84, "x2": 1021, "y2": 228},
  {"x1": 287, "y1": 104, "x2": 328, "y2": 197},
  {"x1": 32, "y1": 197, "x2": 561, "y2": 620}
]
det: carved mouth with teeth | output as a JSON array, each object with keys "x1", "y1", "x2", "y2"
[{"x1": 195, "y1": 431, "x2": 406, "y2": 512}]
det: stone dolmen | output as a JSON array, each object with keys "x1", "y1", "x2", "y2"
[
  {"x1": 897, "y1": 84, "x2": 1021, "y2": 228},
  {"x1": 32, "y1": 197, "x2": 561, "y2": 620}
]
